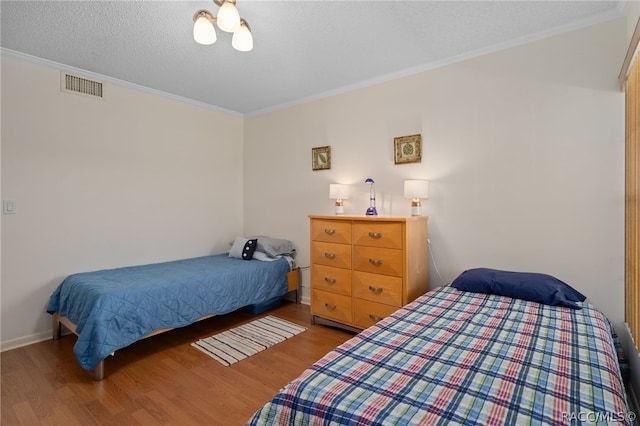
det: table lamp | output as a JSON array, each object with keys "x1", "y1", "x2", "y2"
[
  {"x1": 404, "y1": 180, "x2": 429, "y2": 216},
  {"x1": 329, "y1": 184, "x2": 349, "y2": 215}
]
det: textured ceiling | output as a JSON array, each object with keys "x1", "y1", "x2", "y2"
[{"x1": 0, "y1": 1, "x2": 627, "y2": 115}]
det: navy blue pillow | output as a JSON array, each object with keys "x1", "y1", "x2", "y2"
[{"x1": 450, "y1": 268, "x2": 586, "y2": 309}]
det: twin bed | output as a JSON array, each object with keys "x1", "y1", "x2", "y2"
[
  {"x1": 48, "y1": 236, "x2": 298, "y2": 380},
  {"x1": 248, "y1": 269, "x2": 632, "y2": 425},
  {"x1": 49, "y1": 248, "x2": 632, "y2": 424}
]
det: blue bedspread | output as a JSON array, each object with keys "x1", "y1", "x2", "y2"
[{"x1": 47, "y1": 254, "x2": 291, "y2": 371}]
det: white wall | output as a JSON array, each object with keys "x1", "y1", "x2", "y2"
[
  {"x1": 0, "y1": 18, "x2": 628, "y2": 351},
  {"x1": 1, "y1": 56, "x2": 244, "y2": 348},
  {"x1": 627, "y1": 0, "x2": 640, "y2": 45},
  {"x1": 244, "y1": 20, "x2": 627, "y2": 328}
]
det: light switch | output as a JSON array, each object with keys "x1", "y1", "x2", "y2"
[{"x1": 3, "y1": 200, "x2": 16, "y2": 214}]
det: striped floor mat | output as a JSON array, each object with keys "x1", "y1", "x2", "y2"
[{"x1": 191, "y1": 315, "x2": 307, "y2": 366}]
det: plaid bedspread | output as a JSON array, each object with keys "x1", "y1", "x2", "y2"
[{"x1": 248, "y1": 286, "x2": 631, "y2": 425}]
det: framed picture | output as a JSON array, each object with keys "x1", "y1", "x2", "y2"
[
  {"x1": 312, "y1": 146, "x2": 331, "y2": 170},
  {"x1": 394, "y1": 134, "x2": 422, "y2": 165}
]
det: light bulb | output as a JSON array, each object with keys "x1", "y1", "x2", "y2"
[
  {"x1": 193, "y1": 14, "x2": 216, "y2": 45},
  {"x1": 232, "y1": 22, "x2": 253, "y2": 51},
  {"x1": 217, "y1": 1, "x2": 241, "y2": 32}
]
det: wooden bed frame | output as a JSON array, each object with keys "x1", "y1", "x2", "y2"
[{"x1": 52, "y1": 268, "x2": 300, "y2": 380}]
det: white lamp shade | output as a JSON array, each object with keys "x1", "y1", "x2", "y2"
[
  {"x1": 404, "y1": 180, "x2": 429, "y2": 199},
  {"x1": 193, "y1": 15, "x2": 216, "y2": 45},
  {"x1": 217, "y1": 1, "x2": 241, "y2": 32},
  {"x1": 329, "y1": 184, "x2": 350, "y2": 200},
  {"x1": 232, "y1": 23, "x2": 253, "y2": 52}
]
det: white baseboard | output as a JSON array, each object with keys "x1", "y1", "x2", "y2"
[{"x1": 1, "y1": 331, "x2": 52, "y2": 352}]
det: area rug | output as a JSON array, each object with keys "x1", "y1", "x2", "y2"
[{"x1": 191, "y1": 315, "x2": 307, "y2": 366}]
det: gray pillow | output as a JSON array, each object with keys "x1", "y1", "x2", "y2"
[{"x1": 250, "y1": 236, "x2": 295, "y2": 258}]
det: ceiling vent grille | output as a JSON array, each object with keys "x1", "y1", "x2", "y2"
[{"x1": 61, "y1": 73, "x2": 104, "y2": 99}]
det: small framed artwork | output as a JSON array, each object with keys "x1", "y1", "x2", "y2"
[
  {"x1": 312, "y1": 145, "x2": 331, "y2": 171},
  {"x1": 394, "y1": 134, "x2": 422, "y2": 165}
]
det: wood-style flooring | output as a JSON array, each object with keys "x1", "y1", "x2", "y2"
[{"x1": 1, "y1": 301, "x2": 355, "y2": 425}]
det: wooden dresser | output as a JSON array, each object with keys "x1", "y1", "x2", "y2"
[{"x1": 309, "y1": 215, "x2": 428, "y2": 331}]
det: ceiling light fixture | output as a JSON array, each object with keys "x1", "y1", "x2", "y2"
[{"x1": 193, "y1": 0, "x2": 253, "y2": 52}]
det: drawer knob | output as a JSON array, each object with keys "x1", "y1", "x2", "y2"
[
  {"x1": 368, "y1": 258, "x2": 383, "y2": 265},
  {"x1": 325, "y1": 303, "x2": 337, "y2": 310},
  {"x1": 324, "y1": 229, "x2": 336, "y2": 235},
  {"x1": 324, "y1": 252, "x2": 336, "y2": 259},
  {"x1": 368, "y1": 231, "x2": 383, "y2": 238},
  {"x1": 369, "y1": 314, "x2": 384, "y2": 322},
  {"x1": 368, "y1": 286, "x2": 383, "y2": 293},
  {"x1": 324, "y1": 277, "x2": 337, "y2": 284}
]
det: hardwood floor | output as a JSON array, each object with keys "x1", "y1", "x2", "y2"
[{"x1": 1, "y1": 302, "x2": 355, "y2": 425}]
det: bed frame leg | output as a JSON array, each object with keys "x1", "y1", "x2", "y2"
[
  {"x1": 52, "y1": 314, "x2": 62, "y2": 340},
  {"x1": 295, "y1": 267, "x2": 301, "y2": 304},
  {"x1": 288, "y1": 268, "x2": 302, "y2": 304},
  {"x1": 93, "y1": 361, "x2": 105, "y2": 381},
  {"x1": 51, "y1": 312, "x2": 105, "y2": 380}
]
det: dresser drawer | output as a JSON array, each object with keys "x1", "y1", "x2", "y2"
[
  {"x1": 309, "y1": 215, "x2": 428, "y2": 333},
  {"x1": 353, "y1": 246, "x2": 403, "y2": 277},
  {"x1": 312, "y1": 290, "x2": 352, "y2": 324},
  {"x1": 353, "y1": 222, "x2": 402, "y2": 249},
  {"x1": 311, "y1": 219, "x2": 352, "y2": 244},
  {"x1": 312, "y1": 264, "x2": 352, "y2": 296},
  {"x1": 311, "y1": 241, "x2": 352, "y2": 269},
  {"x1": 353, "y1": 299, "x2": 398, "y2": 329},
  {"x1": 352, "y1": 271, "x2": 402, "y2": 306}
]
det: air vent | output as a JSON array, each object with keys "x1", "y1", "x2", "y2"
[{"x1": 61, "y1": 73, "x2": 104, "y2": 99}]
